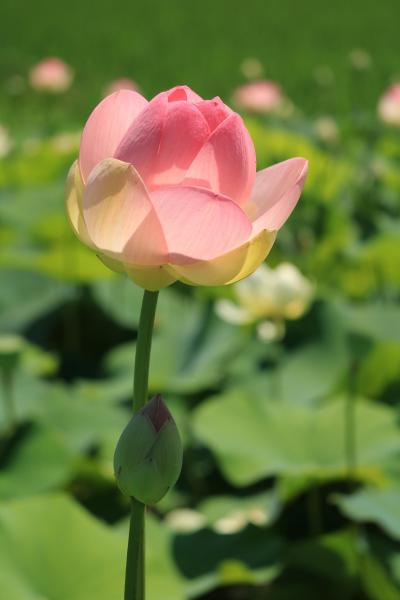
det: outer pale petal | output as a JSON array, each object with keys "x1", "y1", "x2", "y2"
[
  {"x1": 183, "y1": 113, "x2": 256, "y2": 206},
  {"x1": 97, "y1": 253, "x2": 125, "y2": 273},
  {"x1": 82, "y1": 158, "x2": 168, "y2": 265},
  {"x1": 125, "y1": 265, "x2": 176, "y2": 291},
  {"x1": 151, "y1": 186, "x2": 252, "y2": 263},
  {"x1": 150, "y1": 102, "x2": 210, "y2": 187},
  {"x1": 247, "y1": 158, "x2": 308, "y2": 235},
  {"x1": 227, "y1": 230, "x2": 277, "y2": 284},
  {"x1": 166, "y1": 229, "x2": 276, "y2": 286},
  {"x1": 65, "y1": 160, "x2": 94, "y2": 247},
  {"x1": 79, "y1": 90, "x2": 148, "y2": 182},
  {"x1": 115, "y1": 94, "x2": 168, "y2": 185}
]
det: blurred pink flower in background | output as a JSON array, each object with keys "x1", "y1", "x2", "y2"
[
  {"x1": 103, "y1": 78, "x2": 141, "y2": 97},
  {"x1": 29, "y1": 58, "x2": 73, "y2": 93},
  {"x1": 378, "y1": 84, "x2": 400, "y2": 126},
  {"x1": 65, "y1": 85, "x2": 308, "y2": 290},
  {"x1": 232, "y1": 80, "x2": 283, "y2": 113}
]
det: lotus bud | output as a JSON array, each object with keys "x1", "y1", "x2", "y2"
[{"x1": 114, "y1": 395, "x2": 183, "y2": 504}]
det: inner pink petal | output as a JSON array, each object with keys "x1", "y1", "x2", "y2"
[
  {"x1": 183, "y1": 113, "x2": 256, "y2": 206},
  {"x1": 195, "y1": 97, "x2": 231, "y2": 132},
  {"x1": 150, "y1": 102, "x2": 210, "y2": 188},
  {"x1": 115, "y1": 94, "x2": 168, "y2": 186},
  {"x1": 166, "y1": 85, "x2": 203, "y2": 103}
]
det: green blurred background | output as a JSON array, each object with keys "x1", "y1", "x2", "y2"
[
  {"x1": 1, "y1": 0, "x2": 400, "y2": 126},
  {"x1": 0, "y1": 1, "x2": 400, "y2": 599}
]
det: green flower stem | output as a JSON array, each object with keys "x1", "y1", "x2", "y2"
[{"x1": 124, "y1": 289, "x2": 159, "y2": 600}]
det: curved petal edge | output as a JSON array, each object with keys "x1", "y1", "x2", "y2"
[
  {"x1": 65, "y1": 160, "x2": 95, "y2": 248},
  {"x1": 125, "y1": 265, "x2": 176, "y2": 290},
  {"x1": 166, "y1": 229, "x2": 276, "y2": 286}
]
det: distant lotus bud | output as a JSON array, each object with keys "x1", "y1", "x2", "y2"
[
  {"x1": 232, "y1": 80, "x2": 283, "y2": 114},
  {"x1": 378, "y1": 84, "x2": 400, "y2": 127},
  {"x1": 114, "y1": 395, "x2": 182, "y2": 504},
  {"x1": 29, "y1": 57, "x2": 73, "y2": 93}
]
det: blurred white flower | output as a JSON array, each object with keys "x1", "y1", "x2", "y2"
[
  {"x1": 349, "y1": 48, "x2": 372, "y2": 71},
  {"x1": 29, "y1": 57, "x2": 73, "y2": 93},
  {"x1": 165, "y1": 509, "x2": 206, "y2": 533},
  {"x1": 314, "y1": 116, "x2": 339, "y2": 144},
  {"x1": 103, "y1": 78, "x2": 141, "y2": 97},
  {"x1": 256, "y1": 320, "x2": 285, "y2": 342},
  {"x1": 240, "y1": 57, "x2": 264, "y2": 80},
  {"x1": 232, "y1": 80, "x2": 283, "y2": 114},
  {"x1": 216, "y1": 263, "x2": 313, "y2": 341},
  {"x1": 378, "y1": 83, "x2": 400, "y2": 127},
  {"x1": 214, "y1": 511, "x2": 247, "y2": 534},
  {"x1": 248, "y1": 507, "x2": 269, "y2": 526},
  {"x1": 0, "y1": 125, "x2": 12, "y2": 157},
  {"x1": 214, "y1": 505, "x2": 269, "y2": 534}
]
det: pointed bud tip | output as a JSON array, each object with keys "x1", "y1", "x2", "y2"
[{"x1": 140, "y1": 394, "x2": 172, "y2": 433}]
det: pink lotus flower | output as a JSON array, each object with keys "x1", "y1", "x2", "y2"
[
  {"x1": 65, "y1": 85, "x2": 307, "y2": 290},
  {"x1": 104, "y1": 78, "x2": 141, "y2": 97},
  {"x1": 232, "y1": 80, "x2": 282, "y2": 113},
  {"x1": 378, "y1": 84, "x2": 400, "y2": 127},
  {"x1": 29, "y1": 58, "x2": 73, "y2": 93}
]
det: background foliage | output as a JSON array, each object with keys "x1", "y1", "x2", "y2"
[{"x1": 0, "y1": 1, "x2": 400, "y2": 598}]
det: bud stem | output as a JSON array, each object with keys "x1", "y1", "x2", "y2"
[
  {"x1": 125, "y1": 289, "x2": 159, "y2": 600},
  {"x1": 125, "y1": 498, "x2": 145, "y2": 600}
]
